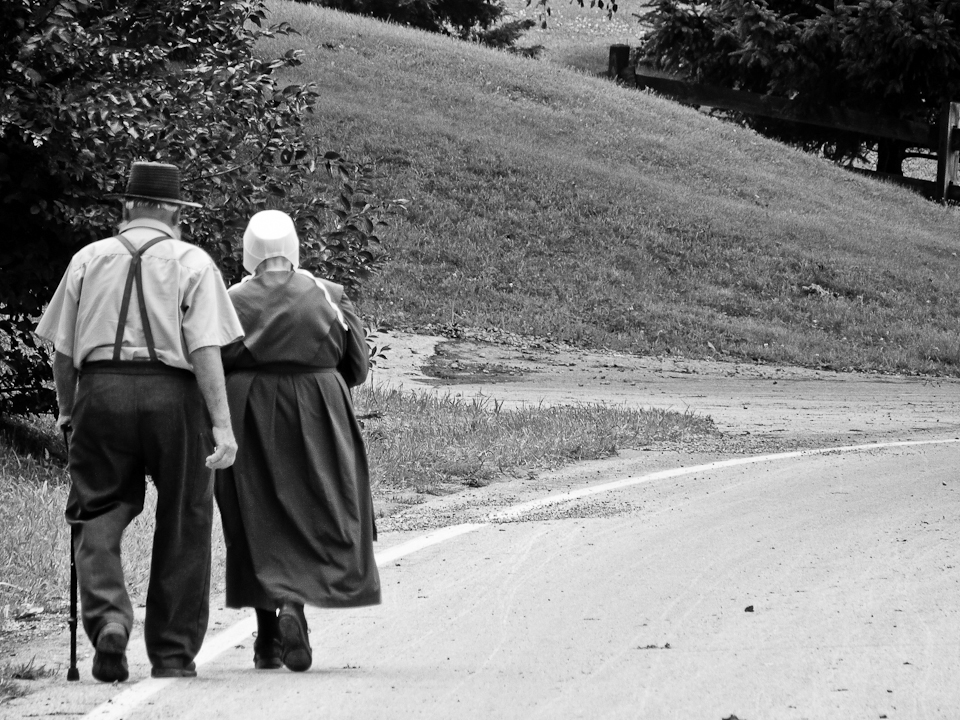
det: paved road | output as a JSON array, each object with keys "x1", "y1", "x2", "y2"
[{"x1": 35, "y1": 441, "x2": 957, "y2": 720}]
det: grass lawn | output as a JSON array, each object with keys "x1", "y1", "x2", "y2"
[{"x1": 262, "y1": 1, "x2": 960, "y2": 377}]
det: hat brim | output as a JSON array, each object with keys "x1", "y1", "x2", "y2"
[{"x1": 109, "y1": 192, "x2": 203, "y2": 209}]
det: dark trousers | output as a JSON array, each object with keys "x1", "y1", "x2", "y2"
[{"x1": 66, "y1": 364, "x2": 214, "y2": 669}]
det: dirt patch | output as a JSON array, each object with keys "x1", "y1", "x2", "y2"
[
  {"x1": 420, "y1": 342, "x2": 531, "y2": 384},
  {"x1": 371, "y1": 329, "x2": 960, "y2": 447}
]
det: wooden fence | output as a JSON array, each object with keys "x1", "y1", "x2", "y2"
[{"x1": 608, "y1": 44, "x2": 960, "y2": 202}]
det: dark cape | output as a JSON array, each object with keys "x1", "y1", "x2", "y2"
[{"x1": 215, "y1": 270, "x2": 380, "y2": 609}]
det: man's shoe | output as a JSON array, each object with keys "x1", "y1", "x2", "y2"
[
  {"x1": 150, "y1": 661, "x2": 197, "y2": 678},
  {"x1": 278, "y1": 602, "x2": 312, "y2": 672},
  {"x1": 92, "y1": 622, "x2": 129, "y2": 683}
]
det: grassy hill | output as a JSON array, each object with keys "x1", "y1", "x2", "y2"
[{"x1": 263, "y1": 1, "x2": 960, "y2": 376}]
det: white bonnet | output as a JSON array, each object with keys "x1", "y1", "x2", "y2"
[{"x1": 242, "y1": 210, "x2": 299, "y2": 274}]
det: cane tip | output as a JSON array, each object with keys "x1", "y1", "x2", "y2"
[{"x1": 67, "y1": 668, "x2": 80, "y2": 682}]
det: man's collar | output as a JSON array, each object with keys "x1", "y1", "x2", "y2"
[{"x1": 119, "y1": 217, "x2": 176, "y2": 236}]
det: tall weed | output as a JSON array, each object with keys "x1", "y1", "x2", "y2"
[
  {"x1": 355, "y1": 384, "x2": 715, "y2": 495},
  {"x1": 0, "y1": 450, "x2": 68, "y2": 614}
]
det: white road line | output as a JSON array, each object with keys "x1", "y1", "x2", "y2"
[
  {"x1": 487, "y1": 438, "x2": 960, "y2": 521},
  {"x1": 375, "y1": 523, "x2": 488, "y2": 564},
  {"x1": 80, "y1": 437, "x2": 959, "y2": 720}
]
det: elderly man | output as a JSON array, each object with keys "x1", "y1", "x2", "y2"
[{"x1": 35, "y1": 161, "x2": 244, "y2": 682}]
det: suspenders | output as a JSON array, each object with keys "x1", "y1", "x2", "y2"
[{"x1": 112, "y1": 232, "x2": 171, "y2": 362}]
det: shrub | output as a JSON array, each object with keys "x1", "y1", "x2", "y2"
[
  {"x1": 0, "y1": 0, "x2": 394, "y2": 415},
  {"x1": 638, "y1": 0, "x2": 960, "y2": 172}
]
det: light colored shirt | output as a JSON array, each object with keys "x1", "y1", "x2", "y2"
[{"x1": 35, "y1": 218, "x2": 244, "y2": 370}]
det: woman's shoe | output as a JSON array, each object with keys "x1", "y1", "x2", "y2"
[
  {"x1": 254, "y1": 608, "x2": 283, "y2": 669},
  {"x1": 254, "y1": 637, "x2": 283, "y2": 669},
  {"x1": 253, "y1": 608, "x2": 283, "y2": 670},
  {"x1": 278, "y1": 601, "x2": 312, "y2": 672}
]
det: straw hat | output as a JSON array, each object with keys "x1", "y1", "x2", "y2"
[
  {"x1": 117, "y1": 161, "x2": 202, "y2": 208},
  {"x1": 243, "y1": 210, "x2": 300, "y2": 274}
]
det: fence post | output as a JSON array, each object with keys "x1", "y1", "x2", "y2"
[
  {"x1": 608, "y1": 45, "x2": 630, "y2": 81},
  {"x1": 936, "y1": 101, "x2": 960, "y2": 201}
]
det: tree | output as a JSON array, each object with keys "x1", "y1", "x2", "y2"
[
  {"x1": 638, "y1": 0, "x2": 960, "y2": 172},
  {"x1": 0, "y1": 0, "x2": 393, "y2": 415}
]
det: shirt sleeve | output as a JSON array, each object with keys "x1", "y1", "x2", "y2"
[
  {"x1": 180, "y1": 263, "x2": 244, "y2": 353},
  {"x1": 34, "y1": 260, "x2": 81, "y2": 360},
  {"x1": 336, "y1": 294, "x2": 370, "y2": 388}
]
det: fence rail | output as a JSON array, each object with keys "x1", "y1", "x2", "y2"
[{"x1": 608, "y1": 45, "x2": 960, "y2": 202}]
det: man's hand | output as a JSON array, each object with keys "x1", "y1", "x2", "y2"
[
  {"x1": 190, "y1": 345, "x2": 236, "y2": 469},
  {"x1": 206, "y1": 424, "x2": 237, "y2": 469},
  {"x1": 56, "y1": 413, "x2": 72, "y2": 431}
]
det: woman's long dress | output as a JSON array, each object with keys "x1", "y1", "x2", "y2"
[{"x1": 215, "y1": 270, "x2": 380, "y2": 609}]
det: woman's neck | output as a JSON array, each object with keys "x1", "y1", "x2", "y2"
[{"x1": 255, "y1": 257, "x2": 294, "y2": 274}]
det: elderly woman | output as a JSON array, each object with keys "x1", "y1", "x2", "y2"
[{"x1": 214, "y1": 210, "x2": 380, "y2": 673}]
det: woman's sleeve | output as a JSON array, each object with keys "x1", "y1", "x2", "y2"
[
  {"x1": 220, "y1": 338, "x2": 246, "y2": 372},
  {"x1": 337, "y1": 294, "x2": 370, "y2": 387}
]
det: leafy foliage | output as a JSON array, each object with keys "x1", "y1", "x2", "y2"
[
  {"x1": 300, "y1": 0, "x2": 495, "y2": 36},
  {"x1": 473, "y1": 18, "x2": 542, "y2": 56},
  {"x1": 295, "y1": 151, "x2": 406, "y2": 299},
  {"x1": 298, "y1": 0, "x2": 539, "y2": 51},
  {"x1": 638, "y1": 0, "x2": 960, "y2": 169},
  {"x1": 526, "y1": 0, "x2": 619, "y2": 30},
  {"x1": 0, "y1": 0, "x2": 395, "y2": 415}
]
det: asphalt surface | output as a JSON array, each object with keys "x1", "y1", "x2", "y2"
[{"x1": 5, "y1": 333, "x2": 960, "y2": 720}]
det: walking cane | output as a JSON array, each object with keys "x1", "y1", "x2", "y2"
[{"x1": 62, "y1": 424, "x2": 80, "y2": 682}]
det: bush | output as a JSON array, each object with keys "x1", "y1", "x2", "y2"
[
  {"x1": 0, "y1": 0, "x2": 395, "y2": 415},
  {"x1": 638, "y1": 0, "x2": 960, "y2": 171}
]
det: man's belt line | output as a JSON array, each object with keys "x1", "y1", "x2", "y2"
[{"x1": 81, "y1": 361, "x2": 193, "y2": 378}]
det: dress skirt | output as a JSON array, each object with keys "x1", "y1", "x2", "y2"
[{"x1": 215, "y1": 367, "x2": 381, "y2": 609}]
